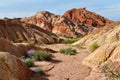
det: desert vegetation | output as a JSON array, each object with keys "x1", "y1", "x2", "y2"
[
  {"x1": 59, "y1": 48, "x2": 77, "y2": 55},
  {"x1": 24, "y1": 60, "x2": 35, "y2": 67},
  {"x1": 102, "y1": 64, "x2": 120, "y2": 80},
  {"x1": 27, "y1": 50, "x2": 53, "y2": 61},
  {"x1": 89, "y1": 42, "x2": 99, "y2": 52},
  {"x1": 62, "y1": 38, "x2": 81, "y2": 44}
]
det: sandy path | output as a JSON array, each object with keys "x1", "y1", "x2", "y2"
[{"x1": 40, "y1": 44, "x2": 92, "y2": 80}]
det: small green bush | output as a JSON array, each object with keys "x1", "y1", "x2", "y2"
[
  {"x1": 75, "y1": 45, "x2": 86, "y2": 49},
  {"x1": 38, "y1": 68, "x2": 45, "y2": 75},
  {"x1": 15, "y1": 39, "x2": 23, "y2": 43},
  {"x1": 89, "y1": 42, "x2": 99, "y2": 52},
  {"x1": 113, "y1": 71, "x2": 120, "y2": 79},
  {"x1": 59, "y1": 48, "x2": 77, "y2": 55},
  {"x1": 62, "y1": 38, "x2": 80, "y2": 44},
  {"x1": 24, "y1": 60, "x2": 34, "y2": 67},
  {"x1": 36, "y1": 41, "x2": 42, "y2": 45},
  {"x1": 102, "y1": 64, "x2": 120, "y2": 80},
  {"x1": 29, "y1": 51, "x2": 53, "y2": 61}
]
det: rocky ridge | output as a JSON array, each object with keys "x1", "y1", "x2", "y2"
[
  {"x1": 64, "y1": 8, "x2": 113, "y2": 28},
  {"x1": 83, "y1": 42, "x2": 120, "y2": 80},
  {"x1": 22, "y1": 11, "x2": 93, "y2": 37},
  {"x1": 0, "y1": 38, "x2": 38, "y2": 57},
  {"x1": 72, "y1": 22, "x2": 120, "y2": 80},
  {"x1": 0, "y1": 18, "x2": 59, "y2": 44},
  {"x1": 72, "y1": 22, "x2": 120, "y2": 47}
]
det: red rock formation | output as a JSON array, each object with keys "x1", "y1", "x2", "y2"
[
  {"x1": 0, "y1": 38, "x2": 38, "y2": 57},
  {"x1": 0, "y1": 52, "x2": 32, "y2": 80},
  {"x1": 64, "y1": 8, "x2": 113, "y2": 28},
  {"x1": 22, "y1": 11, "x2": 93, "y2": 37},
  {"x1": 0, "y1": 18, "x2": 59, "y2": 44}
]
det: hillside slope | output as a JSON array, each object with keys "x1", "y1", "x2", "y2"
[
  {"x1": 72, "y1": 22, "x2": 120, "y2": 47},
  {"x1": 72, "y1": 22, "x2": 120, "y2": 80},
  {"x1": 64, "y1": 8, "x2": 113, "y2": 28},
  {"x1": 0, "y1": 18, "x2": 59, "y2": 44},
  {"x1": 22, "y1": 11, "x2": 93, "y2": 37}
]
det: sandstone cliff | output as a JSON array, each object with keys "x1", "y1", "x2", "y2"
[
  {"x1": 22, "y1": 11, "x2": 93, "y2": 37},
  {"x1": 0, "y1": 18, "x2": 59, "y2": 44},
  {"x1": 0, "y1": 52, "x2": 32, "y2": 80},
  {"x1": 64, "y1": 8, "x2": 113, "y2": 28},
  {"x1": 72, "y1": 22, "x2": 120, "y2": 47},
  {"x1": 83, "y1": 42, "x2": 120, "y2": 80},
  {"x1": 0, "y1": 38, "x2": 37, "y2": 57},
  {"x1": 73, "y1": 22, "x2": 120, "y2": 80}
]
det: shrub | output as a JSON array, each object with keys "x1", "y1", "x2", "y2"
[
  {"x1": 36, "y1": 41, "x2": 42, "y2": 45},
  {"x1": 24, "y1": 60, "x2": 34, "y2": 67},
  {"x1": 15, "y1": 39, "x2": 36, "y2": 45},
  {"x1": 33, "y1": 67, "x2": 46, "y2": 75},
  {"x1": 38, "y1": 68, "x2": 45, "y2": 75},
  {"x1": 62, "y1": 38, "x2": 80, "y2": 44},
  {"x1": 89, "y1": 42, "x2": 99, "y2": 52},
  {"x1": 59, "y1": 48, "x2": 77, "y2": 55},
  {"x1": 75, "y1": 45, "x2": 86, "y2": 49},
  {"x1": 15, "y1": 39, "x2": 23, "y2": 43},
  {"x1": 29, "y1": 51, "x2": 53, "y2": 61},
  {"x1": 102, "y1": 64, "x2": 120, "y2": 80}
]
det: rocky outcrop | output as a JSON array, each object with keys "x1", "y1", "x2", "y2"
[
  {"x1": 72, "y1": 22, "x2": 120, "y2": 47},
  {"x1": 0, "y1": 38, "x2": 37, "y2": 57},
  {"x1": 0, "y1": 18, "x2": 59, "y2": 44},
  {"x1": 64, "y1": 8, "x2": 113, "y2": 28},
  {"x1": 73, "y1": 22, "x2": 120, "y2": 68},
  {"x1": 75, "y1": 22, "x2": 120, "y2": 80},
  {"x1": 83, "y1": 42, "x2": 120, "y2": 80},
  {"x1": 82, "y1": 42, "x2": 119, "y2": 68},
  {"x1": 22, "y1": 11, "x2": 93, "y2": 37},
  {"x1": 0, "y1": 52, "x2": 32, "y2": 80}
]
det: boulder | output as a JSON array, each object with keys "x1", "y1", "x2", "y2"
[
  {"x1": 0, "y1": 38, "x2": 37, "y2": 57},
  {"x1": 82, "y1": 42, "x2": 119, "y2": 68},
  {"x1": 0, "y1": 52, "x2": 32, "y2": 80}
]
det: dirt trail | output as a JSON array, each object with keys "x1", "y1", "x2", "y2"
[{"x1": 40, "y1": 44, "x2": 92, "y2": 80}]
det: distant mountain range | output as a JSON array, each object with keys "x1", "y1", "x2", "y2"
[{"x1": 0, "y1": 8, "x2": 113, "y2": 43}]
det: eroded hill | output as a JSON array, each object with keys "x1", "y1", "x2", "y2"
[
  {"x1": 22, "y1": 11, "x2": 93, "y2": 37},
  {"x1": 64, "y1": 8, "x2": 113, "y2": 28},
  {"x1": 72, "y1": 22, "x2": 120, "y2": 80},
  {"x1": 0, "y1": 18, "x2": 60, "y2": 44}
]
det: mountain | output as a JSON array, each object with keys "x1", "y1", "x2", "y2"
[
  {"x1": 21, "y1": 11, "x2": 93, "y2": 37},
  {"x1": 64, "y1": 8, "x2": 113, "y2": 28},
  {"x1": 0, "y1": 18, "x2": 60, "y2": 44}
]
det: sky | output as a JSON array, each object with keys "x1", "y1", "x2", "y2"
[{"x1": 0, "y1": 0, "x2": 120, "y2": 21}]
